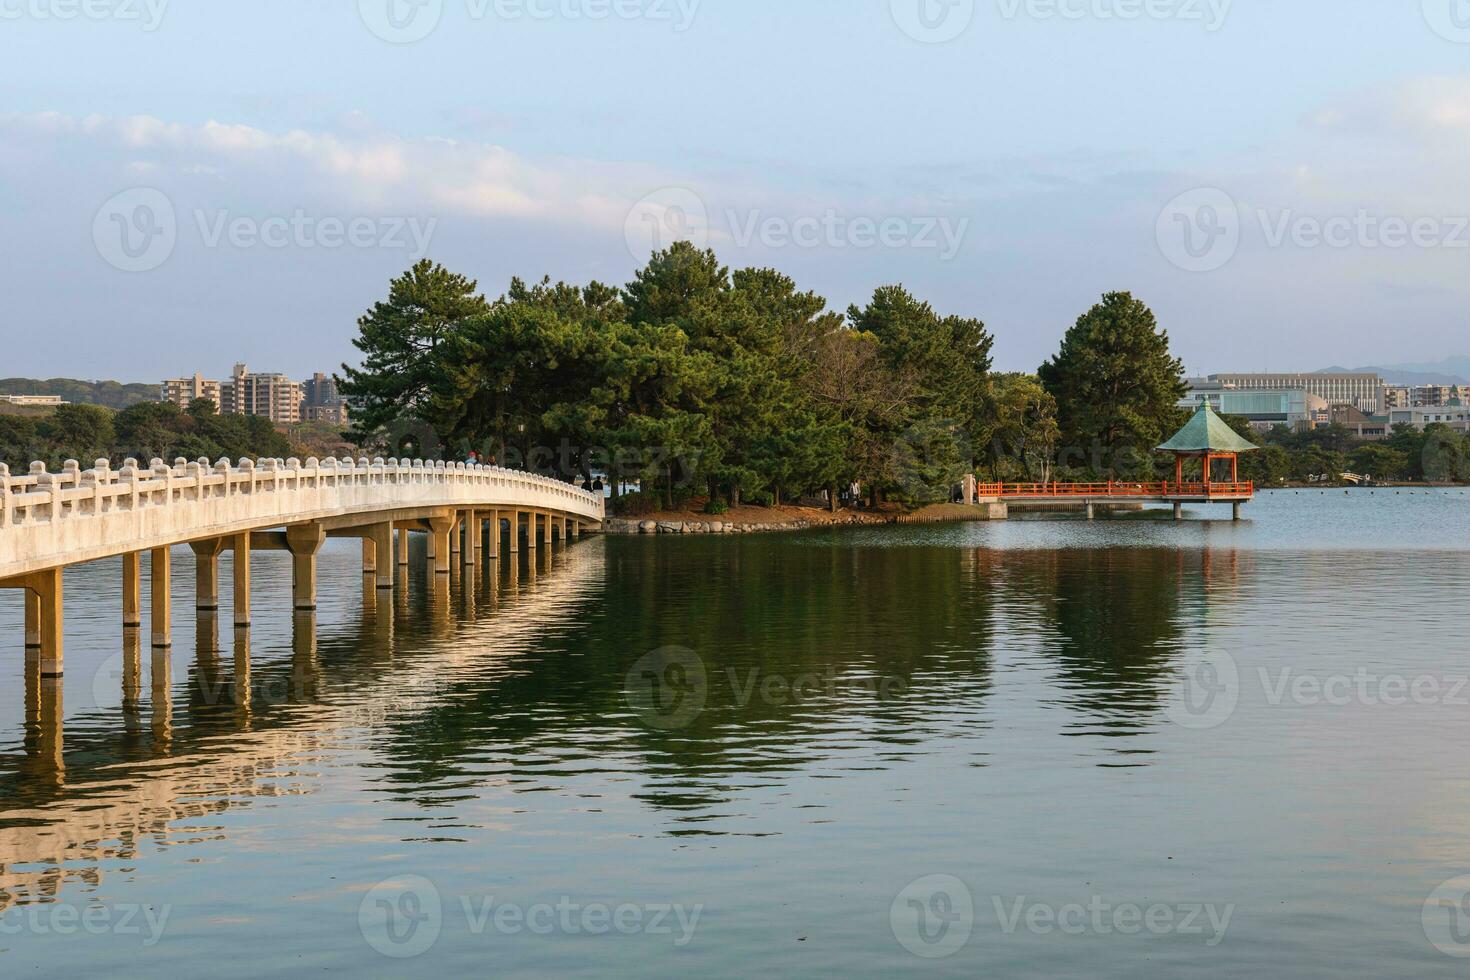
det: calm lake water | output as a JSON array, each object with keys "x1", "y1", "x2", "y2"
[{"x1": 3, "y1": 488, "x2": 1470, "y2": 977}]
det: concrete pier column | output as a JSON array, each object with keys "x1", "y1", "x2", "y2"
[
  {"x1": 286, "y1": 523, "x2": 326, "y2": 611},
  {"x1": 123, "y1": 551, "x2": 142, "y2": 628},
  {"x1": 1233, "y1": 502, "x2": 1243, "y2": 522},
  {"x1": 572, "y1": 521, "x2": 581, "y2": 540},
  {"x1": 398, "y1": 527, "x2": 410, "y2": 566},
  {"x1": 24, "y1": 588, "x2": 41, "y2": 650},
  {"x1": 1173, "y1": 503, "x2": 1184, "y2": 521},
  {"x1": 231, "y1": 532, "x2": 251, "y2": 629},
  {"x1": 369, "y1": 523, "x2": 395, "y2": 591},
  {"x1": 362, "y1": 538, "x2": 377, "y2": 578},
  {"x1": 510, "y1": 511, "x2": 522, "y2": 553},
  {"x1": 191, "y1": 539, "x2": 226, "y2": 612},
  {"x1": 429, "y1": 515, "x2": 454, "y2": 576},
  {"x1": 26, "y1": 569, "x2": 64, "y2": 678},
  {"x1": 464, "y1": 510, "x2": 478, "y2": 566},
  {"x1": 562, "y1": 516, "x2": 570, "y2": 542},
  {"x1": 1086, "y1": 503, "x2": 1095, "y2": 521},
  {"x1": 543, "y1": 511, "x2": 553, "y2": 547},
  {"x1": 150, "y1": 546, "x2": 172, "y2": 650},
  {"x1": 527, "y1": 512, "x2": 538, "y2": 552},
  {"x1": 487, "y1": 510, "x2": 501, "y2": 560},
  {"x1": 450, "y1": 514, "x2": 462, "y2": 557}
]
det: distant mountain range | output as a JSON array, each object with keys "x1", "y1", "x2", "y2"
[
  {"x1": 0, "y1": 378, "x2": 157, "y2": 409},
  {"x1": 1317, "y1": 358, "x2": 1470, "y2": 386}
]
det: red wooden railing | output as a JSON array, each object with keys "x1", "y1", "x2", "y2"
[{"x1": 974, "y1": 482, "x2": 1254, "y2": 498}]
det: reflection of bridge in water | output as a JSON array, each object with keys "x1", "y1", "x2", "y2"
[
  {"x1": 0, "y1": 454, "x2": 603, "y2": 678},
  {"x1": 0, "y1": 539, "x2": 604, "y2": 913}
]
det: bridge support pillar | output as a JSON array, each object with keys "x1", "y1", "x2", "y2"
[
  {"x1": 361, "y1": 538, "x2": 377, "y2": 578},
  {"x1": 231, "y1": 532, "x2": 251, "y2": 629},
  {"x1": 509, "y1": 511, "x2": 521, "y2": 554},
  {"x1": 16, "y1": 570, "x2": 63, "y2": 678},
  {"x1": 24, "y1": 587, "x2": 41, "y2": 650},
  {"x1": 287, "y1": 523, "x2": 326, "y2": 611},
  {"x1": 150, "y1": 547, "x2": 171, "y2": 649},
  {"x1": 1233, "y1": 502, "x2": 1243, "y2": 522},
  {"x1": 191, "y1": 538, "x2": 226, "y2": 611},
  {"x1": 429, "y1": 515, "x2": 454, "y2": 576},
  {"x1": 463, "y1": 510, "x2": 478, "y2": 567},
  {"x1": 543, "y1": 511, "x2": 553, "y2": 547},
  {"x1": 1086, "y1": 503, "x2": 1095, "y2": 521},
  {"x1": 526, "y1": 512, "x2": 537, "y2": 553},
  {"x1": 398, "y1": 527, "x2": 410, "y2": 566},
  {"x1": 368, "y1": 523, "x2": 395, "y2": 590},
  {"x1": 572, "y1": 521, "x2": 581, "y2": 540},
  {"x1": 487, "y1": 510, "x2": 501, "y2": 560},
  {"x1": 1173, "y1": 503, "x2": 1184, "y2": 521},
  {"x1": 450, "y1": 514, "x2": 462, "y2": 557},
  {"x1": 123, "y1": 551, "x2": 142, "y2": 628}
]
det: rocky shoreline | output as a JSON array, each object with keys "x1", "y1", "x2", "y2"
[{"x1": 602, "y1": 513, "x2": 889, "y2": 535}]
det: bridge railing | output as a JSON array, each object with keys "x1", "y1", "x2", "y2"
[
  {"x1": 975, "y1": 481, "x2": 1254, "y2": 498},
  {"x1": 0, "y1": 456, "x2": 605, "y2": 531}
]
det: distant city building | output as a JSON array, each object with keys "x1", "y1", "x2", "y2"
[
  {"x1": 1208, "y1": 372, "x2": 1384, "y2": 414},
  {"x1": 223, "y1": 363, "x2": 303, "y2": 424},
  {"x1": 161, "y1": 373, "x2": 224, "y2": 411},
  {"x1": 1179, "y1": 380, "x2": 1325, "y2": 430},
  {"x1": 1387, "y1": 406, "x2": 1470, "y2": 433},
  {"x1": 1326, "y1": 404, "x2": 1388, "y2": 441},
  {"x1": 301, "y1": 372, "x2": 349, "y2": 425},
  {"x1": 0, "y1": 394, "x2": 66, "y2": 407},
  {"x1": 1409, "y1": 385, "x2": 1469, "y2": 407},
  {"x1": 1382, "y1": 386, "x2": 1412, "y2": 410},
  {"x1": 161, "y1": 363, "x2": 340, "y2": 425}
]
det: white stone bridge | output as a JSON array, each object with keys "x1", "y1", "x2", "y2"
[{"x1": 0, "y1": 456, "x2": 605, "y2": 678}]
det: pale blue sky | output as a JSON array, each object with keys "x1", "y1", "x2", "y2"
[{"x1": 2, "y1": 1, "x2": 1468, "y2": 380}]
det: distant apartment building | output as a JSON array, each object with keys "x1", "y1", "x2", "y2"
[
  {"x1": 1410, "y1": 385, "x2": 1470, "y2": 407},
  {"x1": 1208, "y1": 373, "x2": 1384, "y2": 414},
  {"x1": 1382, "y1": 386, "x2": 1412, "y2": 410},
  {"x1": 222, "y1": 364, "x2": 304, "y2": 424},
  {"x1": 1179, "y1": 380, "x2": 1326, "y2": 430},
  {"x1": 301, "y1": 372, "x2": 349, "y2": 425},
  {"x1": 161, "y1": 373, "x2": 224, "y2": 410},
  {"x1": 1387, "y1": 406, "x2": 1470, "y2": 433}
]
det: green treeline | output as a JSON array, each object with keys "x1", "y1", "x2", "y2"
[
  {"x1": 339, "y1": 246, "x2": 1193, "y2": 512},
  {"x1": 0, "y1": 400, "x2": 292, "y2": 473},
  {"x1": 1233, "y1": 418, "x2": 1470, "y2": 484}
]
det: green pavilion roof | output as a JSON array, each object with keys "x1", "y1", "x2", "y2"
[{"x1": 1157, "y1": 405, "x2": 1260, "y2": 454}]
